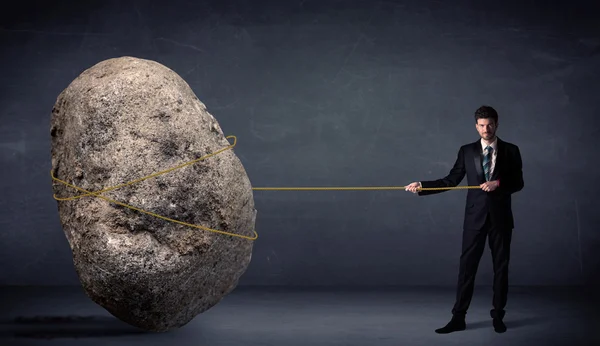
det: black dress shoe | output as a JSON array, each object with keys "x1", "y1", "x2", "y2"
[
  {"x1": 435, "y1": 317, "x2": 466, "y2": 334},
  {"x1": 493, "y1": 318, "x2": 507, "y2": 333}
]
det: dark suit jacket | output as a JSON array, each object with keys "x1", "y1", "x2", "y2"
[{"x1": 418, "y1": 137, "x2": 524, "y2": 230}]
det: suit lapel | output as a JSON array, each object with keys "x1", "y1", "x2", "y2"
[
  {"x1": 491, "y1": 137, "x2": 502, "y2": 181},
  {"x1": 473, "y1": 140, "x2": 484, "y2": 182}
]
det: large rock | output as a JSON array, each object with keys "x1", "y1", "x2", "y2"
[{"x1": 50, "y1": 56, "x2": 257, "y2": 332}]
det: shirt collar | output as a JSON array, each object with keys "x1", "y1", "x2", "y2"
[{"x1": 481, "y1": 137, "x2": 498, "y2": 152}]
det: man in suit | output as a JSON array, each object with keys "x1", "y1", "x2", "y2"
[{"x1": 405, "y1": 105, "x2": 524, "y2": 334}]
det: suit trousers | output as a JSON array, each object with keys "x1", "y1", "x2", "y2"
[{"x1": 452, "y1": 211, "x2": 513, "y2": 320}]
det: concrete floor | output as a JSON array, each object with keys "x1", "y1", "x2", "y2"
[{"x1": 1, "y1": 286, "x2": 598, "y2": 346}]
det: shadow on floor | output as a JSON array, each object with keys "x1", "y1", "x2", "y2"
[
  {"x1": 0, "y1": 315, "x2": 150, "y2": 339},
  {"x1": 466, "y1": 316, "x2": 546, "y2": 331}
]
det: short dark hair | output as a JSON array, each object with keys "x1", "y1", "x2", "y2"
[{"x1": 474, "y1": 105, "x2": 498, "y2": 124}]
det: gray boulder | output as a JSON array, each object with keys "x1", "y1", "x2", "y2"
[{"x1": 50, "y1": 56, "x2": 256, "y2": 332}]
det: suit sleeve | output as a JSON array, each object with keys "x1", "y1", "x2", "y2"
[
  {"x1": 497, "y1": 145, "x2": 524, "y2": 195},
  {"x1": 418, "y1": 146, "x2": 466, "y2": 196}
]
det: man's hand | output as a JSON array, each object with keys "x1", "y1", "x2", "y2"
[
  {"x1": 480, "y1": 180, "x2": 499, "y2": 192},
  {"x1": 405, "y1": 182, "x2": 421, "y2": 194}
]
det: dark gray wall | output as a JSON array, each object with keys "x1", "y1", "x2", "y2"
[{"x1": 1, "y1": 0, "x2": 599, "y2": 286}]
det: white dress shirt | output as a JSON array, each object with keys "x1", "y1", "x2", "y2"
[{"x1": 481, "y1": 137, "x2": 498, "y2": 178}]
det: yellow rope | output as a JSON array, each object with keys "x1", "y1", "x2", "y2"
[
  {"x1": 253, "y1": 186, "x2": 477, "y2": 191},
  {"x1": 51, "y1": 135, "x2": 480, "y2": 241}
]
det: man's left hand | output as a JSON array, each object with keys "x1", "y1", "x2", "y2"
[{"x1": 480, "y1": 180, "x2": 499, "y2": 192}]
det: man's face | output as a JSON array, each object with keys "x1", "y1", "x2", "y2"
[{"x1": 476, "y1": 118, "x2": 497, "y2": 141}]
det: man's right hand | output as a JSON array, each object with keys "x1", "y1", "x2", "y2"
[{"x1": 405, "y1": 182, "x2": 422, "y2": 193}]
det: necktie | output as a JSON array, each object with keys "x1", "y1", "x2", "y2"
[{"x1": 483, "y1": 146, "x2": 493, "y2": 181}]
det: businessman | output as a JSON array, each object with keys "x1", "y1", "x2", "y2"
[{"x1": 405, "y1": 106, "x2": 524, "y2": 334}]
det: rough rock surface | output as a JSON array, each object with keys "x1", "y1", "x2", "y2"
[{"x1": 50, "y1": 56, "x2": 256, "y2": 332}]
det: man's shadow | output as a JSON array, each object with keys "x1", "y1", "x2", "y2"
[
  {"x1": 0, "y1": 315, "x2": 150, "y2": 339},
  {"x1": 466, "y1": 316, "x2": 545, "y2": 330}
]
